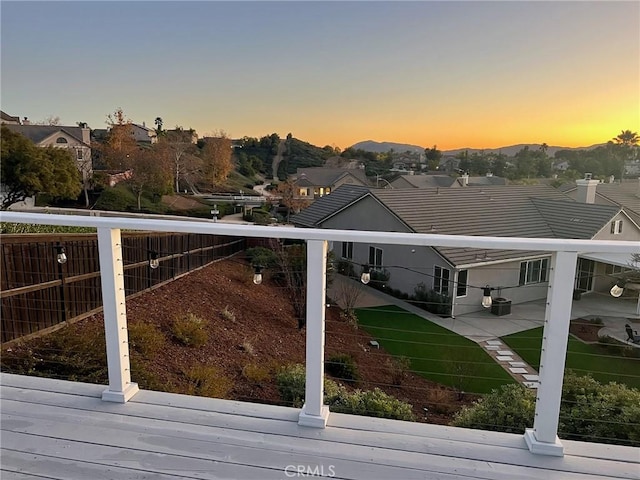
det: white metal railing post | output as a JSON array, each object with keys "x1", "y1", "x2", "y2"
[
  {"x1": 298, "y1": 239, "x2": 330, "y2": 427},
  {"x1": 97, "y1": 227, "x2": 139, "y2": 403},
  {"x1": 524, "y1": 250, "x2": 578, "y2": 456}
]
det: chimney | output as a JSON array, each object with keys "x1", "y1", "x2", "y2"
[
  {"x1": 575, "y1": 173, "x2": 598, "y2": 204},
  {"x1": 609, "y1": 175, "x2": 615, "y2": 184},
  {"x1": 461, "y1": 173, "x2": 469, "y2": 186}
]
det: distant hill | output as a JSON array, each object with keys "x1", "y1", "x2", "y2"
[
  {"x1": 349, "y1": 140, "x2": 605, "y2": 157},
  {"x1": 350, "y1": 140, "x2": 425, "y2": 154}
]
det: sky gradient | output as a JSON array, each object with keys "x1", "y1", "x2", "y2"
[{"x1": 1, "y1": 1, "x2": 638, "y2": 150}]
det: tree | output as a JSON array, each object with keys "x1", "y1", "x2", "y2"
[
  {"x1": 277, "y1": 178, "x2": 310, "y2": 221},
  {"x1": 1, "y1": 126, "x2": 80, "y2": 209},
  {"x1": 126, "y1": 148, "x2": 171, "y2": 210},
  {"x1": 100, "y1": 108, "x2": 138, "y2": 170},
  {"x1": 424, "y1": 145, "x2": 442, "y2": 171},
  {"x1": 160, "y1": 128, "x2": 198, "y2": 193},
  {"x1": 613, "y1": 130, "x2": 639, "y2": 147},
  {"x1": 33, "y1": 115, "x2": 61, "y2": 126},
  {"x1": 201, "y1": 133, "x2": 233, "y2": 188},
  {"x1": 154, "y1": 117, "x2": 163, "y2": 135}
]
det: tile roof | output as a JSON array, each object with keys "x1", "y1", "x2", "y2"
[
  {"x1": 3, "y1": 124, "x2": 87, "y2": 145},
  {"x1": 295, "y1": 168, "x2": 368, "y2": 186},
  {"x1": 391, "y1": 175, "x2": 457, "y2": 188},
  {"x1": 290, "y1": 185, "x2": 370, "y2": 227},
  {"x1": 294, "y1": 184, "x2": 623, "y2": 266}
]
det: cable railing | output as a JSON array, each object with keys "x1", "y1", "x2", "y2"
[{"x1": 0, "y1": 211, "x2": 638, "y2": 456}]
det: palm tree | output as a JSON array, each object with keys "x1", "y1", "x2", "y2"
[
  {"x1": 154, "y1": 117, "x2": 163, "y2": 134},
  {"x1": 612, "y1": 130, "x2": 639, "y2": 146}
]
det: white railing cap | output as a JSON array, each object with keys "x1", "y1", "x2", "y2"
[{"x1": 1, "y1": 211, "x2": 637, "y2": 254}]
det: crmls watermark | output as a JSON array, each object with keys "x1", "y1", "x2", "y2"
[{"x1": 284, "y1": 464, "x2": 336, "y2": 478}]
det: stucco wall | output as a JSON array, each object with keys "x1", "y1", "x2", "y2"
[{"x1": 593, "y1": 211, "x2": 640, "y2": 242}]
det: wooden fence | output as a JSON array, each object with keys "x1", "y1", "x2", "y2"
[{"x1": 1, "y1": 232, "x2": 246, "y2": 344}]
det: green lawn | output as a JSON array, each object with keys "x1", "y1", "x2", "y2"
[
  {"x1": 356, "y1": 305, "x2": 514, "y2": 394},
  {"x1": 502, "y1": 327, "x2": 640, "y2": 389}
]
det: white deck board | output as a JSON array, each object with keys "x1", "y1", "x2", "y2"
[{"x1": 1, "y1": 374, "x2": 638, "y2": 480}]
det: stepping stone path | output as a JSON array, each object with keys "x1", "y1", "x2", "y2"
[{"x1": 481, "y1": 339, "x2": 539, "y2": 389}]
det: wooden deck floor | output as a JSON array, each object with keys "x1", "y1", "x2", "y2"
[{"x1": 1, "y1": 373, "x2": 638, "y2": 480}]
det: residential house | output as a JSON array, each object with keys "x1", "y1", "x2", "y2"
[
  {"x1": 390, "y1": 174, "x2": 457, "y2": 189},
  {"x1": 130, "y1": 123, "x2": 157, "y2": 144},
  {"x1": 0, "y1": 110, "x2": 21, "y2": 125},
  {"x1": 560, "y1": 177, "x2": 640, "y2": 227},
  {"x1": 390, "y1": 173, "x2": 507, "y2": 189},
  {"x1": 293, "y1": 167, "x2": 368, "y2": 199},
  {"x1": 3, "y1": 123, "x2": 92, "y2": 178},
  {"x1": 292, "y1": 183, "x2": 639, "y2": 317}
]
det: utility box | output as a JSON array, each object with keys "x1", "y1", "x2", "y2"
[{"x1": 491, "y1": 298, "x2": 511, "y2": 316}]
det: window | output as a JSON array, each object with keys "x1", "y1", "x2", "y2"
[
  {"x1": 76, "y1": 149, "x2": 83, "y2": 160},
  {"x1": 519, "y1": 258, "x2": 549, "y2": 285},
  {"x1": 368, "y1": 246, "x2": 383, "y2": 269},
  {"x1": 611, "y1": 220, "x2": 623, "y2": 235},
  {"x1": 606, "y1": 264, "x2": 627, "y2": 275},
  {"x1": 456, "y1": 269, "x2": 468, "y2": 297},
  {"x1": 341, "y1": 242, "x2": 353, "y2": 260},
  {"x1": 55, "y1": 137, "x2": 68, "y2": 144},
  {"x1": 434, "y1": 265, "x2": 450, "y2": 296}
]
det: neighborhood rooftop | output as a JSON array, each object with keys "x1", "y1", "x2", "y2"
[{"x1": 292, "y1": 184, "x2": 630, "y2": 266}]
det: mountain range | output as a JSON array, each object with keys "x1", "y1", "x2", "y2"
[{"x1": 349, "y1": 140, "x2": 605, "y2": 157}]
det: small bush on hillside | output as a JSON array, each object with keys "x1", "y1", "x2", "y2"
[
  {"x1": 276, "y1": 364, "x2": 307, "y2": 407},
  {"x1": 452, "y1": 383, "x2": 535, "y2": 434},
  {"x1": 330, "y1": 388, "x2": 415, "y2": 421},
  {"x1": 245, "y1": 246, "x2": 279, "y2": 268},
  {"x1": 183, "y1": 365, "x2": 232, "y2": 398},
  {"x1": 171, "y1": 313, "x2": 208, "y2": 347},
  {"x1": 221, "y1": 306, "x2": 236, "y2": 322},
  {"x1": 453, "y1": 372, "x2": 640, "y2": 446},
  {"x1": 325, "y1": 353, "x2": 359, "y2": 383},
  {"x1": 387, "y1": 355, "x2": 411, "y2": 386},
  {"x1": 128, "y1": 322, "x2": 165, "y2": 356},
  {"x1": 276, "y1": 363, "x2": 414, "y2": 420},
  {"x1": 242, "y1": 363, "x2": 271, "y2": 384}
]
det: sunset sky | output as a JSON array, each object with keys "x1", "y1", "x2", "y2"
[{"x1": 1, "y1": 1, "x2": 638, "y2": 151}]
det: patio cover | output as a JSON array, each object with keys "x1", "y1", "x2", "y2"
[{"x1": 579, "y1": 252, "x2": 638, "y2": 268}]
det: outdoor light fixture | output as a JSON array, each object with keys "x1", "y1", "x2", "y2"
[
  {"x1": 610, "y1": 284, "x2": 624, "y2": 298},
  {"x1": 55, "y1": 245, "x2": 67, "y2": 265},
  {"x1": 482, "y1": 286, "x2": 493, "y2": 308},
  {"x1": 360, "y1": 265, "x2": 371, "y2": 285},
  {"x1": 253, "y1": 265, "x2": 263, "y2": 285},
  {"x1": 148, "y1": 251, "x2": 160, "y2": 269}
]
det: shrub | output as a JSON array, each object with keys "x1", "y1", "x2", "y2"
[
  {"x1": 183, "y1": 365, "x2": 232, "y2": 398},
  {"x1": 240, "y1": 340, "x2": 255, "y2": 356},
  {"x1": 245, "y1": 247, "x2": 278, "y2": 268},
  {"x1": 412, "y1": 282, "x2": 452, "y2": 316},
  {"x1": 453, "y1": 372, "x2": 640, "y2": 446},
  {"x1": 276, "y1": 363, "x2": 414, "y2": 421},
  {"x1": 560, "y1": 372, "x2": 640, "y2": 445},
  {"x1": 171, "y1": 313, "x2": 208, "y2": 347},
  {"x1": 452, "y1": 383, "x2": 536, "y2": 434},
  {"x1": 325, "y1": 353, "x2": 359, "y2": 383},
  {"x1": 242, "y1": 363, "x2": 271, "y2": 383},
  {"x1": 276, "y1": 363, "x2": 307, "y2": 407},
  {"x1": 221, "y1": 306, "x2": 236, "y2": 322},
  {"x1": 387, "y1": 355, "x2": 411, "y2": 386},
  {"x1": 128, "y1": 322, "x2": 165, "y2": 356},
  {"x1": 0, "y1": 322, "x2": 107, "y2": 384},
  {"x1": 330, "y1": 388, "x2": 415, "y2": 421},
  {"x1": 94, "y1": 185, "x2": 137, "y2": 211}
]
